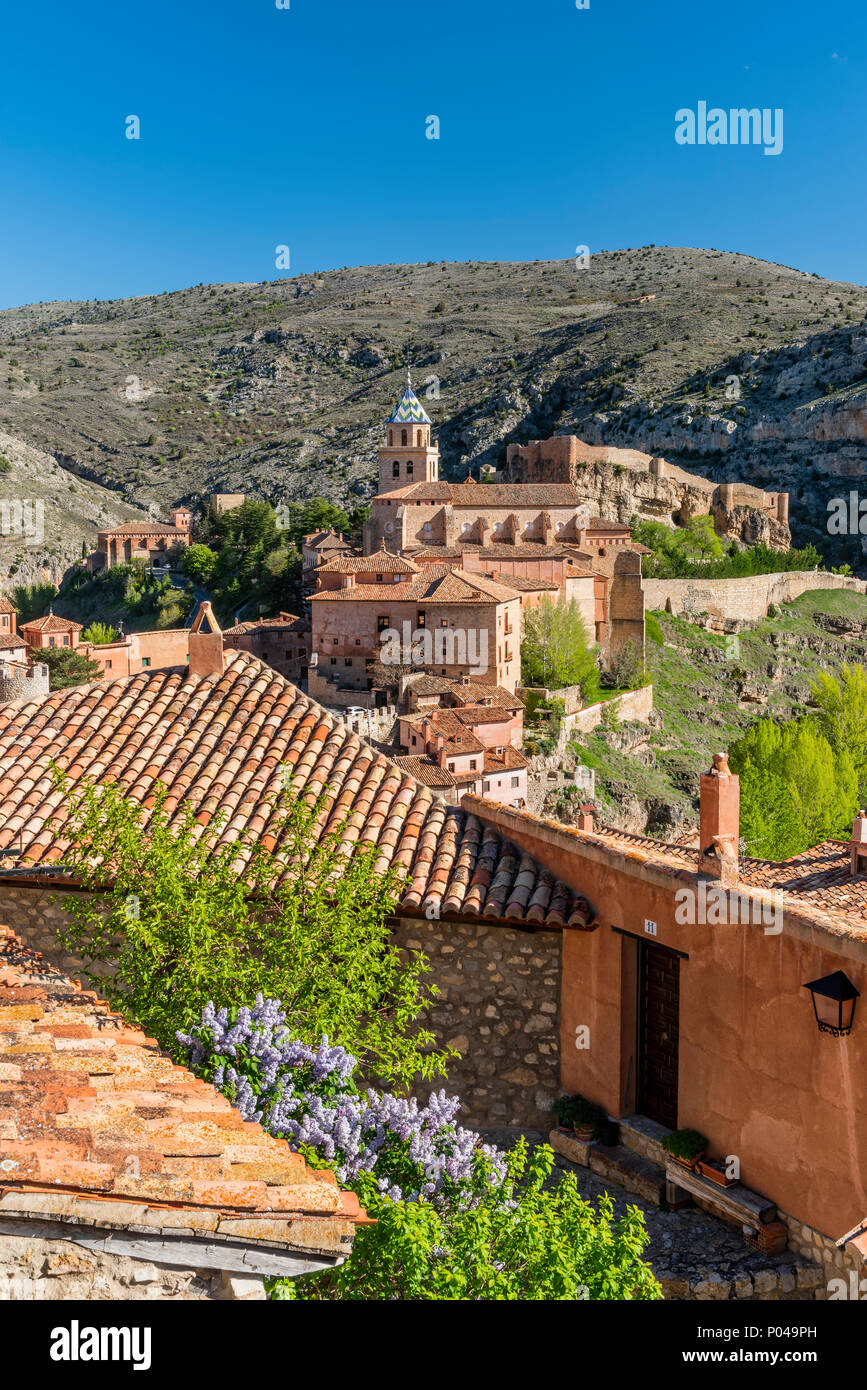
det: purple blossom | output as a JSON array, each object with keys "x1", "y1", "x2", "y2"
[{"x1": 178, "y1": 995, "x2": 507, "y2": 1205}]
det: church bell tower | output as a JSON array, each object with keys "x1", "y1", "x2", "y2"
[{"x1": 377, "y1": 371, "x2": 440, "y2": 494}]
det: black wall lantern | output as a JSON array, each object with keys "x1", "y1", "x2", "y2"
[{"x1": 804, "y1": 971, "x2": 860, "y2": 1037}]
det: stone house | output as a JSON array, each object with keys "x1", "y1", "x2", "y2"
[
  {"x1": 20, "y1": 613, "x2": 82, "y2": 652},
  {"x1": 309, "y1": 564, "x2": 522, "y2": 698},
  {"x1": 301, "y1": 529, "x2": 355, "y2": 585},
  {"x1": 453, "y1": 763, "x2": 867, "y2": 1287},
  {"x1": 222, "y1": 612, "x2": 311, "y2": 686},
  {"x1": 0, "y1": 637, "x2": 591, "y2": 1148},
  {"x1": 87, "y1": 512, "x2": 192, "y2": 572},
  {"x1": 0, "y1": 634, "x2": 861, "y2": 1289},
  {"x1": 397, "y1": 703, "x2": 527, "y2": 806}
]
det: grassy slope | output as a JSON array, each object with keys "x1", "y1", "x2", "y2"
[{"x1": 572, "y1": 589, "x2": 867, "y2": 834}]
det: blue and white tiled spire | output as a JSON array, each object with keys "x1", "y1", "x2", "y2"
[{"x1": 386, "y1": 368, "x2": 432, "y2": 425}]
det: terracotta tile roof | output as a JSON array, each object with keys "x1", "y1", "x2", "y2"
[
  {"x1": 480, "y1": 573, "x2": 559, "y2": 593},
  {"x1": 391, "y1": 756, "x2": 457, "y2": 790},
  {"x1": 0, "y1": 652, "x2": 592, "y2": 930},
  {"x1": 99, "y1": 523, "x2": 186, "y2": 538},
  {"x1": 223, "y1": 614, "x2": 310, "y2": 637},
  {"x1": 482, "y1": 746, "x2": 527, "y2": 774},
  {"x1": 576, "y1": 823, "x2": 867, "y2": 941},
  {"x1": 20, "y1": 615, "x2": 82, "y2": 635},
  {"x1": 318, "y1": 553, "x2": 419, "y2": 575},
  {"x1": 0, "y1": 926, "x2": 363, "y2": 1255},
  {"x1": 303, "y1": 530, "x2": 352, "y2": 550},
  {"x1": 0, "y1": 635, "x2": 26, "y2": 650},
  {"x1": 0, "y1": 597, "x2": 15, "y2": 614},
  {"x1": 406, "y1": 676, "x2": 522, "y2": 709},
  {"x1": 738, "y1": 841, "x2": 867, "y2": 934},
  {"x1": 441, "y1": 730, "x2": 485, "y2": 756},
  {"x1": 404, "y1": 705, "x2": 519, "y2": 733},
  {"x1": 310, "y1": 567, "x2": 519, "y2": 606},
  {"x1": 375, "y1": 483, "x2": 593, "y2": 507}
]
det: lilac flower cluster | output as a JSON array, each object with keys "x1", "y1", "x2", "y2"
[{"x1": 178, "y1": 995, "x2": 506, "y2": 1204}]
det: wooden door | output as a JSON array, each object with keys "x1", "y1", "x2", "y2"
[{"x1": 636, "y1": 940, "x2": 680, "y2": 1128}]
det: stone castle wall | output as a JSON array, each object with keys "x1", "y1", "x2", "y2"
[
  {"x1": 643, "y1": 570, "x2": 867, "y2": 625},
  {"x1": 505, "y1": 437, "x2": 790, "y2": 550}
]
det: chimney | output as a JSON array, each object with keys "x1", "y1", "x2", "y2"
[
  {"x1": 188, "y1": 625, "x2": 225, "y2": 679},
  {"x1": 850, "y1": 811, "x2": 867, "y2": 876},
  {"x1": 576, "y1": 803, "x2": 595, "y2": 832},
  {"x1": 698, "y1": 752, "x2": 740, "y2": 885}
]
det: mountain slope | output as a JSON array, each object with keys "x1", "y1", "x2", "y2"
[{"x1": 1, "y1": 247, "x2": 866, "y2": 565}]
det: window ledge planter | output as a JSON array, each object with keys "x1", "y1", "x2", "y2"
[{"x1": 697, "y1": 1158, "x2": 738, "y2": 1189}]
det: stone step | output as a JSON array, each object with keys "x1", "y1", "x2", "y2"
[
  {"x1": 588, "y1": 1142, "x2": 668, "y2": 1206},
  {"x1": 617, "y1": 1113, "x2": 673, "y2": 1168}
]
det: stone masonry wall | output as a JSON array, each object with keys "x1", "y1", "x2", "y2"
[
  {"x1": 0, "y1": 883, "x2": 96, "y2": 983},
  {"x1": 393, "y1": 916, "x2": 561, "y2": 1129},
  {"x1": 0, "y1": 1226, "x2": 268, "y2": 1300},
  {"x1": 643, "y1": 570, "x2": 867, "y2": 625}
]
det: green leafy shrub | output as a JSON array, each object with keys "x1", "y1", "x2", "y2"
[
  {"x1": 51, "y1": 773, "x2": 449, "y2": 1088},
  {"x1": 554, "y1": 1093, "x2": 606, "y2": 1132}
]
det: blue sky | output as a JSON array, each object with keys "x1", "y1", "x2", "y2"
[{"x1": 0, "y1": 0, "x2": 864, "y2": 307}]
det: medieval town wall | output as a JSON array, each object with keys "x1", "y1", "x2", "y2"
[{"x1": 643, "y1": 570, "x2": 867, "y2": 625}]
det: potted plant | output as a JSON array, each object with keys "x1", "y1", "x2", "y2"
[
  {"x1": 661, "y1": 1128, "x2": 708, "y2": 1170},
  {"x1": 697, "y1": 1156, "x2": 738, "y2": 1188},
  {"x1": 554, "y1": 1094, "x2": 606, "y2": 1142}
]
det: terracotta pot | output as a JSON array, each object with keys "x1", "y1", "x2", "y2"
[
  {"x1": 697, "y1": 1159, "x2": 737, "y2": 1188},
  {"x1": 572, "y1": 1123, "x2": 597, "y2": 1142},
  {"x1": 669, "y1": 1152, "x2": 704, "y2": 1170}
]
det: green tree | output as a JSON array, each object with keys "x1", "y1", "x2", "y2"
[
  {"x1": 680, "y1": 513, "x2": 724, "y2": 563},
  {"x1": 12, "y1": 582, "x2": 58, "y2": 624},
  {"x1": 730, "y1": 715, "x2": 858, "y2": 859},
  {"x1": 521, "y1": 596, "x2": 600, "y2": 700},
  {"x1": 81, "y1": 622, "x2": 119, "y2": 645},
  {"x1": 51, "y1": 773, "x2": 449, "y2": 1089},
  {"x1": 811, "y1": 664, "x2": 867, "y2": 792},
  {"x1": 41, "y1": 648, "x2": 102, "y2": 690},
  {"x1": 181, "y1": 543, "x2": 218, "y2": 585}
]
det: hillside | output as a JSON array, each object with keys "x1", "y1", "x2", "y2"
[
  {"x1": 1, "y1": 247, "x2": 867, "y2": 574},
  {"x1": 0, "y1": 431, "x2": 150, "y2": 590},
  {"x1": 560, "y1": 588, "x2": 867, "y2": 843}
]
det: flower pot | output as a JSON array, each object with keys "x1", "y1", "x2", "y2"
[
  {"x1": 697, "y1": 1158, "x2": 738, "y2": 1188},
  {"x1": 669, "y1": 1152, "x2": 704, "y2": 1171},
  {"x1": 572, "y1": 1123, "x2": 597, "y2": 1142}
]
